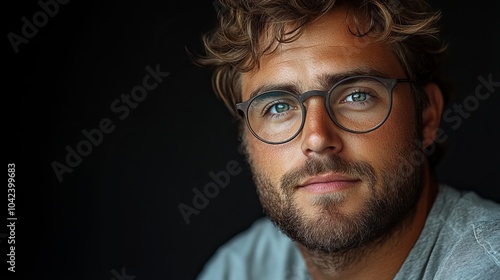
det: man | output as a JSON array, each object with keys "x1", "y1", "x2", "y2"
[{"x1": 194, "y1": 0, "x2": 500, "y2": 279}]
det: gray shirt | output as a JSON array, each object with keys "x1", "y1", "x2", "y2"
[{"x1": 197, "y1": 184, "x2": 500, "y2": 279}]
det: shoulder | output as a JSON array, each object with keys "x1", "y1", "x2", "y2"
[
  {"x1": 196, "y1": 217, "x2": 308, "y2": 280},
  {"x1": 438, "y1": 184, "x2": 500, "y2": 255},
  {"x1": 442, "y1": 184, "x2": 500, "y2": 219},
  {"x1": 396, "y1": 184, "x2": 500, "y2": 279},
  {"x1": 434, "y1": 216, "x2": 500, "y2": 279},
  {"x1": 427, "y1": 184, "x2": 500, "y2": 231},
  {"x1": 439, "y1": 185, "x2": 500, "y2": 278}
]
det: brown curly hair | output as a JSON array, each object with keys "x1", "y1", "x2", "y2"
[
  {"x1": 193, "y1": 0, "x2": 452, "y2": 165},
  {"x1": 195, "y1": 0, "x2": 450, "y2": 115}
]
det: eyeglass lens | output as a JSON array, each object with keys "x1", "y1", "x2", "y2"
[{"x1": 246, "y1": 77, "x2": 392, "y2": 143}]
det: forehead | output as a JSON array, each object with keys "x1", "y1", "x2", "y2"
[{"x1": 241, "y1": 9, "x2": 405, "y2": 99}]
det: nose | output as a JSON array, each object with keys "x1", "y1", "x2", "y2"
[{"x1": 300, "y1": 97, "x2": 343, "y2": 156}]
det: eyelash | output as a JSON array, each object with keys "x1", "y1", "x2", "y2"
[
  {"x1": 340, "y1": 90, "x2": 374, "y2": 105},
  {"x1": 262, "y1": 99, "x2": 292, "y2": 116}
]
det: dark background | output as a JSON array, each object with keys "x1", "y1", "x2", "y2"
[{"x1": 3, "y1": 1, "x2": 499, "y2": 280}]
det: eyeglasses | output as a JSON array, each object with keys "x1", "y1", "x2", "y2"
[{"x1": 236, "y1": 75, "x2": 412, "y2": 144}]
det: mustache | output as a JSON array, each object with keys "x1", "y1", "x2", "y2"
[{"x1": 280, "y1": 154, "x2": 376, "y2": 191}]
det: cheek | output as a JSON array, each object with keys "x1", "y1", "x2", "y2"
[
  {"x1": 345, "y1": 98, "x2": 418, "y2": 171},
  {"x1": 246, "y1": 134, "x2": 297, "y2": 183},
  {"x1": 372, "y1": 99, "x2": 418, "y2": 164},
  {"x1": 388, "y1": 94, "x2": 419, "y2": 143}
]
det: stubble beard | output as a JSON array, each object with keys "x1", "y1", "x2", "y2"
[{"x1": 245, "y1": 140, "x2": 423, "y2": 268}]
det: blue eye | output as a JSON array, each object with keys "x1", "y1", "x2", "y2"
[
  {"x1": 269, "y1": 103, "x2": 291, "y2": 114},
  {"x1": 345, "y1": 92, "x2": 369, "y2": 102}
]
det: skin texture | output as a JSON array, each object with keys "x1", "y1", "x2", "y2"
[{"x1": 240, "y1": 9, "x2": 444, "y2": 280}]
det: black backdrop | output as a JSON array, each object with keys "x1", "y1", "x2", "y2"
[{"x1": 3, "y1": 1, "x2": 499, "y2": 280}]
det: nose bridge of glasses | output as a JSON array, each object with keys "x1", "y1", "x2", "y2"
[
  {"x1": 299, "y1": 89, "x2": 335, "y2": 128},
  {"x1": 298, "y1": 90, "x2": 330, "y2": 108},
  {"x1": 301, "y1": 89, "x2": 336, "y2": 122},
  {"x1": 298, "y1": 90, "x2": 334, "y2": 126},
  {"x1": 299, "y1": 89, "x2": 329, "y2": 101}
]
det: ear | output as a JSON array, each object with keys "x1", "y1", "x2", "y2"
[{"x1": 421, "y1": 82, "x2": 444, "y2": 149}]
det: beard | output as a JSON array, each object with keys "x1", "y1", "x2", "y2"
[{"x1": 246, "y1": 140, "x2": 423, "y2": 256}]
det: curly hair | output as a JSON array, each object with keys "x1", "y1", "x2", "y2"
[
  {"x1": 195, "y1": 0, "x2": 450, "y2": 116},
  {"x1": 193, "y1": 0, "x2": 452, "y2": 165}
]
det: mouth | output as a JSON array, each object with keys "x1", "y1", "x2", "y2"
[{"x1": 298, "y1": 173, "x2": 361, "y2": 194}]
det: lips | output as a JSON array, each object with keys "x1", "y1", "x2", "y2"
[{"x1": 298, "y1": 173, "x2": 360, "y2": 193}]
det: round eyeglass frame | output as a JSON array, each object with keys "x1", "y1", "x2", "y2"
[{"x1": 235, "y1": 75, "x2": 413, "y2": 144}]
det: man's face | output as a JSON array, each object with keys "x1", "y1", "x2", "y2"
[{"x1": 240, "y1": 10, "x2": 424, "y2": 254}]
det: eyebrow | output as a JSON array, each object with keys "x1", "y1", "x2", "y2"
[{"x1": 247, "y1": 68, "x2": 390, "y2": 99}]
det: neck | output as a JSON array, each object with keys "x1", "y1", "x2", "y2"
[{"x1": 298, "y1": 164, "x2": 438, "y2": 280}]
